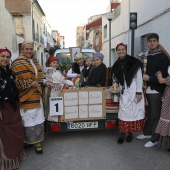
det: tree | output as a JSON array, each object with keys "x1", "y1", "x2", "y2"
[{"x1": 48, "y1": 45, "x2": 61, "y2": 56}]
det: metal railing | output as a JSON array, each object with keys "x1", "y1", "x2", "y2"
[
  {"x1": 40, "y1": 36, "x2": 44, "y2": 45},
  {"x1": 112, "y1": 4, "x2": 121, "y2": 21},
  {"x1": 33, "y1": 32, "x2": 39, "y2": 42}
]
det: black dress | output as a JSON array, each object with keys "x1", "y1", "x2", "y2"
[{"x1": 81, "y1": 63, "x2": 106, "y2": 87}]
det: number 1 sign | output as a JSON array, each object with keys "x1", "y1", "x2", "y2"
[{"x1": 49, "y1": 97, "x2": 63, "y2": 116}]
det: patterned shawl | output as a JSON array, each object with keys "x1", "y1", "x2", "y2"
[
  {"x1": 0, "y1": 66, "x2": 19, "y2": 110},
  {"x1": 11, "y1": 55, "x2": 44, "y2": 109}
]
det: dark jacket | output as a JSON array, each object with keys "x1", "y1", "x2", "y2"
[
  {"x1": 82, "y1": 65, "x2": 95, "y2": 78},
  {"x1": 81, "y1": 63, "x2": 106, "y2": 87},
  {"x1": 146, "y1": 50, "x2": 169, "y2": 93},
  {"x1": 72, "y1": 62, "x2": 86, "y2": 74}
]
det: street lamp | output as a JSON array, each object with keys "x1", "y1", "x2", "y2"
[{"x1": 106, "y1": 12, "x2": 114, "y2": 67}]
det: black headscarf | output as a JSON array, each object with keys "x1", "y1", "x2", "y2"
[{"x1": 111, "y1": 55, "x2": 143, "y2": 88}]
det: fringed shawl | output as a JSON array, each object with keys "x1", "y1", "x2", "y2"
[
  {"x1": 11, "y1": 55, "x2": 44, "y2": 109},
  {"x1": 0, "y1": 66, "x2": 19, "y2": 110},
  {"x1": 111, "y1": 55, "x2": 143, "y2": 88}
]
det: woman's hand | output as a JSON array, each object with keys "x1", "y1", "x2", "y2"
[
  {"x1": 136, "y1": 94, "x2": 142, "y2": 102},
  {"x1": 31, "y1": 81, "x2": 40, "y2": 88},
  {"x1": 156, "y1": 71, "x2": 162, "y2": 78},
  {"x1": 77, "y1": 74, "x2": 81, "y2": 78},
  {"x1": 143, "y1": 74, "x2": 149, "y2": 81},
  {"x1": 156, "y1": 71, "x2": 165, "y2": 84},
  {"x1": 0, "y1": 111, "x2": 2, "y2": 120},
  {"x1": 158, "y1": 77, "x2": 165, "y2": 84},
  {"x1": 45, "y1": 81, "x2": 56, "y2": 88}
]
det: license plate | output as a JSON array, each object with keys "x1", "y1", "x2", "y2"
[{"x1": 67, "y1": 122, "x2": 98, "y2": 130}]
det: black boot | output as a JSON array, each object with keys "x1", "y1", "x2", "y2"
[
  {"x1": 117, "y1": 132, "x2": 125, "y2": 144},
  {"x1": 126, "y1": 132, "x2": 133, "y2": 143}
]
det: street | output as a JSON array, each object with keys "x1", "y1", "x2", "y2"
[{"x1": 19, "y1": 129, "x2": 170, "y2": 170}]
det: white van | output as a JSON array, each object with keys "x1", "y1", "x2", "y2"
[{"x1": 54, "y1": 48, "x2": 96, "y2": 64}]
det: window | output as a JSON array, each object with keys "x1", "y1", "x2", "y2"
[
  {"x1": 56, "y1": 52, "x2": 94, "y2": 64},
  {"x1": 103, "y1": 24, "x2": 107, "y2": 39},
  {"x1": 37, "y1": 24, "x2": 39, "y2": 42},
  {"x1": 18, "y1": 43, "x2": 22, "y2": 55},
  {"x1": 142, "y1": 34, "x2": 149, "y2": 52}
]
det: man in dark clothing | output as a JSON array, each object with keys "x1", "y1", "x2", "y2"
[{"x1": 136, "y1": 33, "x2": 169, "y2": 147}]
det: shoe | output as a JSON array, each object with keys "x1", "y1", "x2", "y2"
[
  {"x1": 117, "y1": 137, "x2": 124, "y2": 144},
  {"x1": 126, "y1": 135, "x2": 133, "y2": 143},
  {"x1": 34, "y1": 143, "x2": 43, "y2": 154},
  {"x1": 35, "y1": 146, "x2": 43, "y2": 154},
  {"x1": 136, "y1": 134, "x2": 151, "y2": 140},
  {"x1": 144, "y1": 141, "x2": 159, "y2": 147}
]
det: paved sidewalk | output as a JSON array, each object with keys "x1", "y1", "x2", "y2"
[{"x1": 19, "y1": 130, "x2": 170, "y2": 170}]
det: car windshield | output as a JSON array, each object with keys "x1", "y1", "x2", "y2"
[
  {"x1": 56, "y1": 52, "x2": 94, "y2": 64},
  {"x1": 56, "y1": 52, "x2": 71, "y2": 64}
]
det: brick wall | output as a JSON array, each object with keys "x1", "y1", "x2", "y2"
[{"x1": 5, "y1": 0, "x2": 31, "y2": 14}]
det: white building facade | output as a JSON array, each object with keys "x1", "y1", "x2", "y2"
[
  {"x1": 0, "y1": 0, "x2": 32, "y2": 61},
  {"x1": 41, "y1": 17, "x2": 54, "y2": 72},
  {"x1": 102, "y1": 0, "x2": 170, "y2": 67},
  {"x1": 0, "y1": 0, "x2": 55, "y2": 68}
]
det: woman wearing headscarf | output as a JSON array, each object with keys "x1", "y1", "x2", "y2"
[
  {"x1": 81, "y1": 52, "x2": 106, "y2": 87},
  {"x1": 11, "y1": 42, "x2": 54, "y2": 154},
  {"x1": 0, "y1": 48, "x2": 26, "y2": 169},
  {"x1": 111, "y1": 43, "x2": 145, "y2": 144}
]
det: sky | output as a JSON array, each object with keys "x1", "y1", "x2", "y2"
[{"x1": 38, "y1": 0, "x2": 110, "y2": 47}]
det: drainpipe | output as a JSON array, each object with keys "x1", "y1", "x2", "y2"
[
  {"x1": 128, "y1": 0, "x2": 131, "y2": 54},
  {"x1": 31, "y1": 0, "x2": 36, "y2": 41}
]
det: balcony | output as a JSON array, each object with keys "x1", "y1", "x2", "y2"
[
  {"x1": 112, "y1": 4, "x2": 121, "y2": 21},
  {"x1": 33, "y1": 32, "x2": 35, "y2": 41},
  {"x1": 40, "y1": 36, "x2": 44, "y2": 45},
  {"x1": 33, "y1": 32, "x2": 39, "y2": 42}
]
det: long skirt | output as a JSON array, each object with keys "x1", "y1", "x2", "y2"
[
  {"x1": 155, "y1": 85, "x2": 170, "y2": 149},
  {"x1": 0, "y1": 102, "x2": 27, "y2": 170},
  {"x1": 119, "y1": 119, "x2": 145, "y2": 133}
]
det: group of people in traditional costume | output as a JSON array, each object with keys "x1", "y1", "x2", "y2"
[
  {"x1": 113, "y1": 33, "x2": 170, "y2": 151},
  {"x1": 1, "y1": 32, "x2": 170, "y2": 169}
]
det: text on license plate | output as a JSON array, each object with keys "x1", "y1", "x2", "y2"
[{"x1": 68, "y1": 122, "x2": 98, "y2": 129}]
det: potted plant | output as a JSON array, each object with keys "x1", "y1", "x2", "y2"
[{"x1": 58, "y1": 57, "x2": 72, "y2": 74}]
